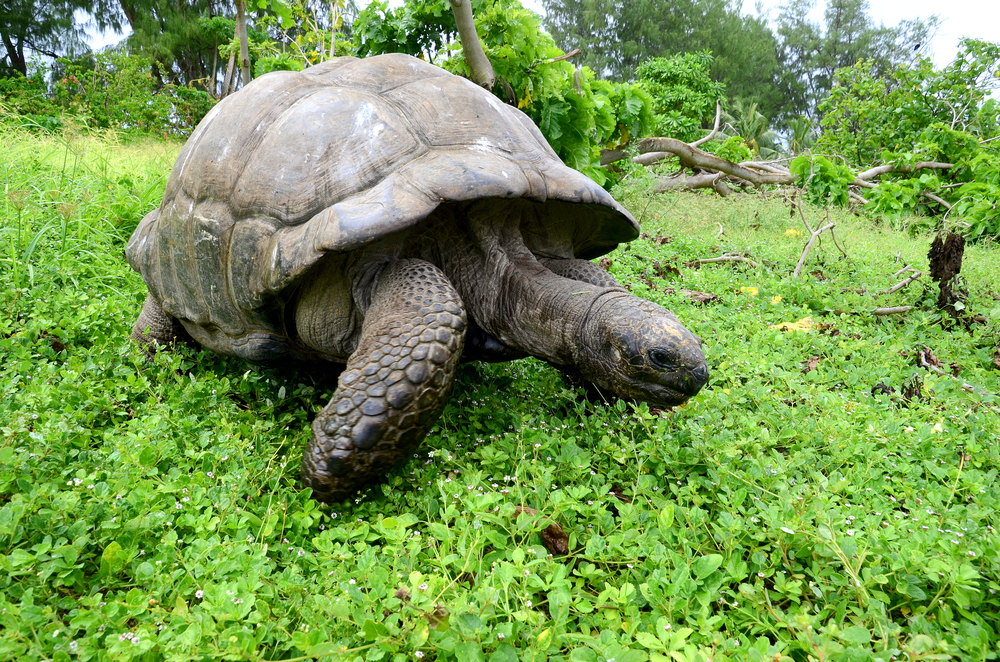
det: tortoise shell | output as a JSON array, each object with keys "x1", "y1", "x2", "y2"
[{"x1": 126, "y1": 53, "x2": 638, "y2": 361}]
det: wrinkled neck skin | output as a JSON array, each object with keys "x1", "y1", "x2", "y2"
[{"x1": 429, "y1": 200, "x2": 617, "y2": 371}]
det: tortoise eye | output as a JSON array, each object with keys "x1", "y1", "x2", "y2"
[{"x1": 649, "y1": 349, "x2": 677, "y2": 371}]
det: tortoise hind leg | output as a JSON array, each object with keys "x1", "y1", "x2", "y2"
[
  {"x1": 539, "y1": 257, "x2": 621, "y2": 288},
  {"x1": 131, "y1": 295, "x2": 193, "y2": 356},
  {"x1": 302, "y1": 259, "x2": 466, "y2": 502}
]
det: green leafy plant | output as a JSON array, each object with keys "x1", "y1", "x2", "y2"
[
  {"x1": 790, "y1": 154, "x2": 855, "y2": 206},
  {"x1": 4, "y1": 127, "x2": 1000, "y2": 662},
  {"x1": 635, "y1": 51, "x2": 725, "y2": 144},
  {"x1": 352, "y1": 0, "x2": 655, "y2": 185}
]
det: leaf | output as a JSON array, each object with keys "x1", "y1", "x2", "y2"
[
  {"x1": 658, "y1": 504, "x2": 675, "y2": 530},
  {"x1": 410, "y1": 620, "x2": 429, "y2": 647},
  {"x1": 691, "y1": 554, "x2": 723, "y2": 579},
  {"x1": 635, "y1": 632, "x2": 666, "y2": 650},
  {"x1": 840, "y1": 625, "x2": 872, "y2": 644},
  {"x1": 456, "y1": 642, "x2": 486, "y2": 662}
]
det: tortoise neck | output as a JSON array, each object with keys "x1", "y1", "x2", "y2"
[{"x1": 442, "y1": 202, "x2": 607, "y2": 367}]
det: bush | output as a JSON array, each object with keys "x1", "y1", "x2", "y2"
[
  {"x1": 1, "y1": 52, "x2": 215, "y2": 138},
  {"x1": 635, "y1": 52, "x2": 725, "y2": 144},
  {"x1": 352, "y1": 0, "x2": 654, "y2": 185}
]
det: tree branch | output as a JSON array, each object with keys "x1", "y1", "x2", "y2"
[
  {"x1": 690, "y1": 98, "x2": 722, "y2": 148},
  {"x1": 873, "y1": 306, "x2": 914, "y2": 315},
  {"x1": 855, "y1": 161, "x2": 953, "y2": 182},
  {"x1": 923, "y1": 191, "x2": 953, "y2": 211},
  {"x1": 882, "y1": 271, "x2": 922, "y2": 294},
  {"x1": 450, "y1": 0, "x2": 496, "y2": 89}
]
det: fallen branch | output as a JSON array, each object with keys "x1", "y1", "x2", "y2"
[
  {"x1": 697, "y1": 253, "x2": 759, "y2": 268},
  {"x1": 849, "y1": 191, "x2": 869, "y2": 205},
  {"x1": 792, "y1": 222, "x2": 834, "y2": 279},
  {"x1": 883, "y1": 271, "x2": 922, "y2": 294},
  {"x1": 791, "y1": 203, "x2": 847, "y2": 278},
  {"x1": 543, "y1": 48, "x2": 581, "y2": 64},
  {"x1": 854, "y1": 161, "x2": 953, "y2": 183},
  {"x1": 638, "y1": 138, "x2": 796, "y2": 186},
  {"x1": 655, "y1": 171, "x2": 732, "y2": 197},
  {"x1": 923, "y1": 191, "x2": 953, "y2": 211},
  {"x1": 873, "y1": 306, "x2": 914, "y2": 315},
  {"x1": 919, "y1": 347, "x2": 977, "y2": 393},
  {"x1": 690, "y1": 99, "x2": 722, "y2": 148},
  {"x1": 891, "y1": 264, "x2": 913, "y2": 278}
]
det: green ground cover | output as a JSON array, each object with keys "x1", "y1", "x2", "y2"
[{"x1": 1, "y1": 128, "x2": 999, "y2": 662}]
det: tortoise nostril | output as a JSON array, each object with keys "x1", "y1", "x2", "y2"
[{"x1": 690, "y1": 363, "x2": 709, "y2": 387}]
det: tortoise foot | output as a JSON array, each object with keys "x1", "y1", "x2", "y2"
[{"x1": 301, "y1": 259, "x2": 466, "y2": 502}]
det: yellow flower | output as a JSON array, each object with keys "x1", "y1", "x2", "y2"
[
  {"x1": 723, "y1": 388, "x2": 730, "y2": 395},
  {"x1": 769, "y1": 316, "x2": 817, "y2": 332},
  {"x1": 785, "y1": 229, "x2": 802, "y2": 237},
  {"x1": 741, "y1": 287, "x2": 759, "y2": 297},
  {"x1": 771, "y1": 295, "x2": 782, "y2": 304}
]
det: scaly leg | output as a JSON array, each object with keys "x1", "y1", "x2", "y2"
[
  {"x1": 539, "y1": 257, "x2": 621, "y2": 289},
  {"x1": 131, "y1": 295, "x2": 192, "y2": 356},
  {"x1": 301, "y1": 259, "x2": 466, "y2": 501}
]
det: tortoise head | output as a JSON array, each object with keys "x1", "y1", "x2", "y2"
[{"x1": 577, "y1": 292, "x2": 708, "y2": 407}]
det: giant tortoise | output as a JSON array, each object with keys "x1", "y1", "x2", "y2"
[{"x1": 126, "y1": 53, "x2": 709, "y2": 501}]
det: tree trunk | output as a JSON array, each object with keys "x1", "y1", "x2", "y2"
[
  {"x1": 221, "y1": 22, "x2": 239, "y2": 98},
  {"x1": 449, "y1": 0, "x2": 495, "y2": 89},
  {"x1": 235, "y1": 0, "x2": 251, "y2": 89},
  {"x1": 2, "y1": 32, "x2": 26, "y2": 76}
]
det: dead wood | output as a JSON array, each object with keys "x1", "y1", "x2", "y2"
[
  {"x1": 855, "y1": 161, "x2": 953, "y2": 182},
  {"x1": 655, "y1": 171, "x2": 733, "y2": 196},
  {"x1": 883, "y1": 271, "x2": 923, "y2": 295},
  {"x1": 928, "y1": 231, "x2": 967, "y2": 320},
  {"x1": 696, "y1": 253, "x2": 759, "y2": 268},
  {"x1": 689, "y1": 98, "x2": 722, "y2": 148},
  {"x1": 873, "y1": 306, "x2": 914, "y2": 315}
]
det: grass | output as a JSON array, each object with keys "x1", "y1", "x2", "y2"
[{"x1": 1, "y1": 125, "x2": 999, "y2": 662}]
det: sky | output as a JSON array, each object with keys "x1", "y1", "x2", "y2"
[{"x1": 89, "y1": 0, "x2": 1000, "y2": 69}]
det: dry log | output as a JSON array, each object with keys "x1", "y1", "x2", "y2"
[
  {"x1": 655, "y1": 171, "x2": 732, "y2": 197},
  {"x1": 873, "y1": 306, "x2": 914, "y2": 315}
]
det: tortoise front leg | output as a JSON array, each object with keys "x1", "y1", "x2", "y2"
[
  {"x1": 131, "y1": 295, "x2": 193, "y2": 356},
  {"x1": 301, "y1": 259, "x2": 467, "y2": 502},
  {"x1": 539, "y1": 258, "x2": 621, "y2": 289}
]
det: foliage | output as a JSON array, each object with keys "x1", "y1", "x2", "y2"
[
  {"x1": 0, "y1": 52, "x2": 215, "y2": 137},
  {"x1": 4, "y1": 129, "x2": 1000, "y2": 661},
  {"x1": 0, "y1": 0, "x2": 123, "y2": 76},
  {"x1": 353, "y1": 0, "x2": 459, "y2": 62},
  {"x1": 634, "y1": 52, "x2": 725, "y2": 144},
  {"x1": 817, "y1": 40, "x2": 1000, "y2": 166},
  {"x1": 252, "y1": 0, "x2": 355, "y2": 76},
  {"x1": 776, "y1": 0, "x2": 939, "y2": 121},
  {"x1": 801, "y1": 39, "x2": 1000, "y2": 239},
  {"x1": 540, "y1": 0, "x2": 786, "y2": 122},
  {"x1": 790, "y1": 154, "x2": 855, "y2": 206},
  {"x1": 352, "y1": 0, "x2": 655, "y2": 185},
  {"x1": 721, "y1": 98, "x2": 781, "y2": 157},
  {"x1": 786, "y1": 115, "x2": 816, "y2": 155},
  {"x1": 703, "y1": 135, "x2": 752, "y2": 164}
]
